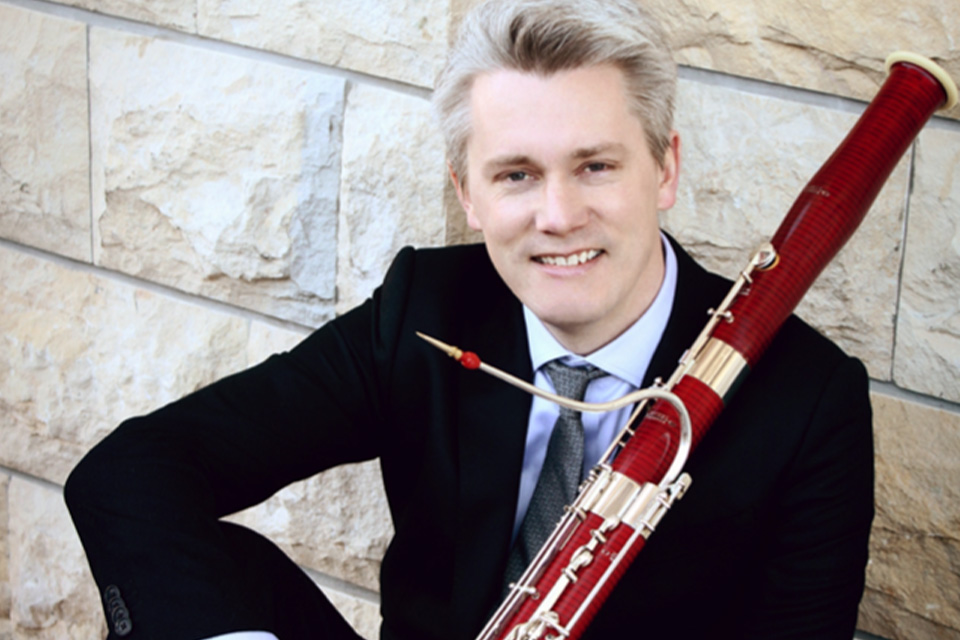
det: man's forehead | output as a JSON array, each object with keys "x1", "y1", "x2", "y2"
[
  {"x1": 464, "y1": 67, "x2": 644, "y2": 169},
  {"x1": 467, "y1": 66, "x2": 638, "y2": 128},
  {"x1": 468, "y1": 65, "x2": 629, "y2": 104}
]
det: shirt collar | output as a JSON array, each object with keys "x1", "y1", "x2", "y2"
[{"x1": 524, "y1": 233, "x2": 677, "y2": 388}]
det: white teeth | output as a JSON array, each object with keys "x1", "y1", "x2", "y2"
[{"x1": 538, "y1": 249, "x2": 600, "y2": 266}]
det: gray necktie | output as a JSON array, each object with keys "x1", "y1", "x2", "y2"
[{"x1": 504, "y1": 361, "x2": 607, "y2": 588}]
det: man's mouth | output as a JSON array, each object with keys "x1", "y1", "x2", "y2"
[{"x1": 533, "y1": 249, "x2": 603, "y2": 267}]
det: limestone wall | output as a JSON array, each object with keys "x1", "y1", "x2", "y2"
[{"x1": 1, "y1": 1, "x2": 957, "y2": 639}]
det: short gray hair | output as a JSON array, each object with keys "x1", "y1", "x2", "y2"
[{"x1": 433, "y1": 0, "x2": 677, "y2": 184}]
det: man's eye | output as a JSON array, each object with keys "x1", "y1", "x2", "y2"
[
  {"x1": 505, "y1": 171, "x2": 528, "y2": 182},
  {"x1": 584, "y1": 162, "x2": 609, "y2": 173}
]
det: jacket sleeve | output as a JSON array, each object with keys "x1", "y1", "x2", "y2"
[
  {"x1": 64, "y1": 247, "x2": 418, "y2": 639},
  {"x1": 744, "y1": 355, "x2": 875, "y2": 639}
]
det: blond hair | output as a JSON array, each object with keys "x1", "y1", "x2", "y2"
[{"x1": 433, "y1": 0, "x2": 677, "y2": 183}]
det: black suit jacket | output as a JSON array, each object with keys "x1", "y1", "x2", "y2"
[{"x1": 66, "y1": 239, "x2": 874, "y2": 640}]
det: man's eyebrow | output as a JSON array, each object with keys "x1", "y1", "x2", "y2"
[
  {"x1": 571, "y1": 143, "x2": 626, "y2": 159},
  {"x1": 482, "y1": 154, "x2": 536, "y2": 174},
  {"x1": 482, "y1": 144, "x2": 627, "y2": 173}
]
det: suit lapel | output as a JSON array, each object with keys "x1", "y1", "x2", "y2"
[
  {"x1": 644, "y1": 235, "x2": 728, "y2": 387},
  {"x1": 449, "y1": 261, "x2": 533, "y2": 639}
]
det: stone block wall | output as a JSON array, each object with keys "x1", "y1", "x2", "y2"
[{"x1": 0, "y1": 1, "x2": 957, "y2": 638}]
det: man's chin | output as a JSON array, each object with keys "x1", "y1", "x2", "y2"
[{"x1": 532, "y1": 308, "x2": 602, "y2": 338}]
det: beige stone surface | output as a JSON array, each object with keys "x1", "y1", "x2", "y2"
[
  {"x1": 89, "y1": 27, "x2": 344, "y2": 327},
  {"x1": 55, "y1": 0, "x2": 196, "y2": 31},
  {"x1": 198, "y1": 0, "x2": 448, "y2": 88},
  {"x1": 0, "y1": 247, "x2": 250, "y2": 485},
  {"x1": 0, "y1": 6, "x2": 90, "y2": 262},
  {"x1": 336, "y1": 84, "x2": 446, "y2": 314},
  {"x1": 860, "y1": 393, "x2": 960, "y2": 639},
  {"x1": 644, "y1": 0, "x2": 960, "y2": 120},
  {"x1": 227, "y1": 460, "x2": 393, "y2": 592},
  {"x1": 322, "y1": 585, "x2": 381, "y2": 640},
  {"x1": 664, "y1": 79, "x2": 907, "y2": 378},
  {"x1": 7, "y1": 477, "x2": 105, "y2": 638},
  {"x1": 0, "y1": 474, "x2": 9, "y2": 630},
  {"x1": 894, "y1": 127, "x2": 960, "y2": 403}
]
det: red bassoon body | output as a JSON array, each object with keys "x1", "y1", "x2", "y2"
[{"x1": 471, "y1": 52, "x2": 958, "y2": 640}]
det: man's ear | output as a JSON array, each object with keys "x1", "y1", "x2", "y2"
[
  {"x1": 656, "y1": 130, "x2": 681, "y2": 211},
  {"x1": 449, "y1": 164, "x2": 482, "y2": 231}
]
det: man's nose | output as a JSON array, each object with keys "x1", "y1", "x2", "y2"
[{"x1": 535, "y1": 179, "x2": 588, "y2": 234}]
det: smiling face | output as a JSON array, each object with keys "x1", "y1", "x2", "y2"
[{"x1": 453, "y1": 64, "x2": 680, "y2": 354}]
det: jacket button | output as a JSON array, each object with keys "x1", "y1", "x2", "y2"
[{"x1": 103, "y1": 585, "x2": 133, "y2": 636}]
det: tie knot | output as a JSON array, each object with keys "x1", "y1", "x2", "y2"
[{"x1": 543, "y1": 360, "x2": 607, "y2": 405}]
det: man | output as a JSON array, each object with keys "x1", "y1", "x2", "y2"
[{"x1": 66, "y1": 0, "x2": 874, "y2": 639}]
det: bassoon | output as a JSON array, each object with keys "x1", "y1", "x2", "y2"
[{"x1": 421, "y1": 52, "x2": 958, "y2": 640}]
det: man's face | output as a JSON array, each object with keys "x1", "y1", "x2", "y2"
[{"x1": 454, "y1": 64, "x2": 680, "y2": 354}]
